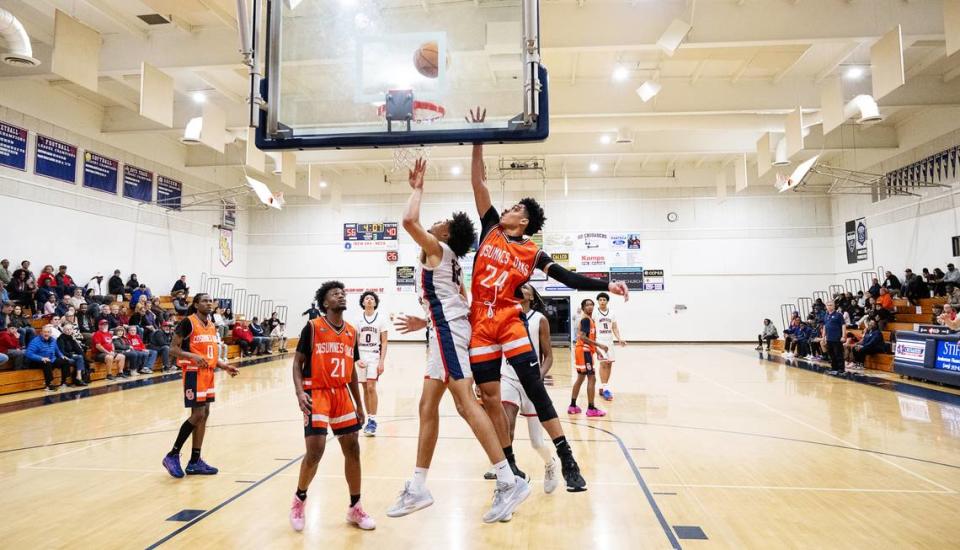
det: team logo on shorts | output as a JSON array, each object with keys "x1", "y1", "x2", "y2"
[{"x1": 185, "y1": 389, "x2": 195, "y2": 400}]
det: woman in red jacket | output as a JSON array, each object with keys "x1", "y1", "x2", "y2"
[{"x1": 231, "y1": 320, "x2": 254, "y2": 357}]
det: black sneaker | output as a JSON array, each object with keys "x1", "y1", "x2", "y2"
[{"x1": 560, "y1": 455, "x2": 587, "y2": 492}]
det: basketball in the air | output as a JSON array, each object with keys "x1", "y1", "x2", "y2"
[{"x1": 414, "y1": 41, "x2": 443, "y2": 78}]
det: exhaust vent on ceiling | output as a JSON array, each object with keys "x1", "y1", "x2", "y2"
[{"x1": 137, "y1": 14, "x2": 170, "y2": 25}]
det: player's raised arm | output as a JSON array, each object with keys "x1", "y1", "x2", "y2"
[
  {"x1": 535, "y1": 252, "x2": 631, "y2": 302},
  {"x1": 467, "y1": 107, "x2": 492, "y2": 216},
  {"x1": 401, "y1": 158, "x2": 443, "y2": 264}
]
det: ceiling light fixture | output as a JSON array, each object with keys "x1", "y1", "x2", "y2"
[
  {"x1": 599, "y1": 134, "x2": 611, "y2": 145},
  {"x1": 319, "y1": 181, "x2": 328, "y2": 188},
  {"x1": 636, "y1": 81, "x2": 662, "y2": 102},
  {"x1": 612, "y1": 65, "x2": 630, "y2": 82},
  {"x1": 589, "y1": 162, "x2": 599, "y2": 173},
  {"x1": 451, "y1": 165, "x2": 462, "y2": 176},
  {"x1": 179, "y1": 117, "x2": 202, "y2": 144},
  {"x1": 844, "y1": 66, "x2": 865, "y2": 80},
  {"x1": 192, "y1": 91, "x2": 207, "y2": 104}
]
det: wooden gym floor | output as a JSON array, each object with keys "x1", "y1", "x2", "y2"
[{"x1": 1, "y1": 343, "x2": 959, "y2": 549}]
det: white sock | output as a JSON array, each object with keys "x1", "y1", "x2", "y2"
[
  {"x1": 367, "y1": 414, "x2": 376, "y2": 422},
  {"x1": 600, "y1": 383, "x2": 608, "y2": 391},
  {"x1": 412, "y1": 467, "x2": 428, "y2": 491},
  {"x1": 493, "y1": 460, "x2": 515, "y2": 486}
]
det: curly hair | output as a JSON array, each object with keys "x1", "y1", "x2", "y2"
[
  {"x1": 315, "y1": 281, "x2": 345, "y2": 313},
  {"x1": 580, "y1": 298, "x2": 595, "y2": 310},
  {"x1": 446, "y1": 211, "x2": 478, "y2": 258},
  {"x1": 519, "y1": 197, "x2": 546, "y2": 236},
  {"x1": 359, "y1": 290, "x2": 379, "y2": 309}
]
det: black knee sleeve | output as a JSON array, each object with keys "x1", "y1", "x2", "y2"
[
  {"x1": 509, "y1": 352, "x2": 557, "y2": 422},
  {"x1": 472, "y1": 359, "x2": 501, "y2": 384}
]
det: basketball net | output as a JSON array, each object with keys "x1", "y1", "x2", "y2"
[
  {"x1": 393, "y1": 146, "x2": 433, "y2": 173},
  {"x1": 378, "y1": 99, "x2": 445, "y2": 173}
]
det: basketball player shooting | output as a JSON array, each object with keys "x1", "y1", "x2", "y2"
[{"x1": 466, "y1": 108, "x2": 628, "y2": 492}]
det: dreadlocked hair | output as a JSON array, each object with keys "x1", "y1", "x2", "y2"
[
  {"x1": 522, "y1": 283, "x2": 547, "y2": 316},
  {"x1": 359, "y1": 290, "x2": 380, "y2": 309},
  {"x1": 187, "y1": 293, "x2": 209, "y2": 316},
  {"x1": 447, "y1": 211, "x2": 478, "y2": 258},
  {"x1": 315, "y1": 281, "x2": 345, "y2": 313},
  {"x1": 519, "y1": 197, "x2": 546, "y2": 236}
]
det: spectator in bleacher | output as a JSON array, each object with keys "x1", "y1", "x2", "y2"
[
  {"x1": 851, "y1": 320, "x2": 885, "y2": 372},
  {"x1": 265, "y1": 312, "x2": 281, "y2": 334},
  {"x1": 302, "y1": 302, "x2": 321, "y2": 320},
  {"x1": 92, "y1": 320, "x2": 124, "y2": 380},
  {"x1": 127, "y1": 325, "x2": 156, "y2": 374},
  {"x1": 172, "y1": 291, "x2": 189, "y2": 316},
  {"x1": 794, "y1": 322, "x2": 814, "y2": 358},
  {"x1": 55, "y1": 265, "x2": 76, "y2": 299},
  {"x1": 112, "y1": 326, "x2": 138, "y2": 378},
  {"x1": 944, "y1": 263, "x2": 960, "y2": 293},
  {"x1": 131, "y1": 284, "x2": 152, "y2": 308},
  {"x1": 249, "y1": 316, "x2": 271, "y2": 355},
  {"x1": 36, "y1": 278, "x2": 56, "y2": 315},
  {"x1": 0, "y1": 283, "x2": 7, "y2": 305},
  {"x1": 0, "y1": 259, "x2": 11, "y2": 285},
  {"x1": 125, "y1": 274, "x2": 141, "y2": 295},
  {"x1": 6, "y1": 269, "x2": 33, "y2": 307},
  {"x1": 939, "y1": 304, "x2": 957, "y2": 324},
  {"x1": 57, "y1": 323, "x2": 88, "y2": 386},
  {"x1": 54, "y1": 296, "x2": 72, "y2": 318},
  {"x1": 36, "y1": 265, "x2": 56, "y2": 291},
  {"x1": 842, "y1": 331, "x2": 860, "y2": 365},
  {"x1": 782, "y1": 317, "x2": 802, "y2": 358},
  {"x1": 756, "y1": 320, "x2": 779, "y2": 351},
  {"x1": 0, "y1": 325, "x2": 24, "y2": 369},
  {"x1": 47, "y1": 316, "x2": 64, "y2": 340},
  {"x1": 0, "y1": 301, "x2": 13, "y2": 329},
  {"x1": 128, "y1": 302, "x2": 151, "y2": 338},
  {"x1": 904, "y1": 271, "x2": 929, "y2": 306},
  {"x1": 77, "y1": 303, "x2": 96, "y2": 341},
  {"x1": 100, "y1": 304, "x2": 120, "y2": 330},
  {"x1": 212, "y1": 306, "x2": 228, "y2": 339},
  {"x1": 823, "y1": 301, "x2": 846, "y2": 374},
  {"x1": 215, "y1": 330, "x2": 229, "y2": 363},
  {"x1": 868, "y1": 277, "x2": 881, "y2": 298},
  {"x1": 143, "y1": 302, "x2": 160, "y2": 335},
  {"x1": 67, "y1": 288, "x2": 85, "y2": 310},
  {"x1": 171, "y1": 275, "x2": 189, "y2": 296},
  {"x1": 271, "y1": 322, "x2": 288, "y2": 353},
  {"x1": 62, "y1": 307, "x2": 77, "y2": 328},
  {"x1": 25, "y1": 325, "x2": 69, "y2": 392},
  {"x1": 108, "y1": 270, "x2": 125, "y2": 297},
  {"x1": 84, "y1": 273, "x2": 104, "y2": 297},
  {"x1": 882, "y1": 271, "x2": 902, "y2": 296},
  {"x1": 150, "y1": 297, "x2": 169, "y2": 323},
  {"x1": 232, "y1": 320, "x2": 255, "y2": 357},
  {"x1": 150, "y1": 321, "x2": 176, "y2": 373},
  {"x1": 929, "y1": 268, "x2": 947, "y2": 297},
  {"x1": 950, "y1": 287, "x2": 960, "y2": 308},
  {"x1": 42, "y1": 291, "x2": 57, "y2": 318},
  {"x1": 82, "y1": 289, "x2": 103, "y2": 315},
  {"x1": 876, "y1": 288, "x2": 894, "y2": 329},
  {"x1": 117, "y1": 305, "x2": 131, "y2": 327},
  {"x1": 8, "y1": 304, "x2": 35, "y2": 345},
  {"x1": 222, "y1": 308, "x2": 235, "y2": 329}
]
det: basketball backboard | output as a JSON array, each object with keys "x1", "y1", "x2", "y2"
[{"x1": 254, "y1": 0, "x2": 548, "y2": 150}]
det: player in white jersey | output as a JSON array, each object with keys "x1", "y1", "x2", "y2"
[
  {"x1": 483, "y1": 283, "x2": 559, "y2": 494},
  {"x1": 387, "y1": 159, "x2": 529, "y2": 524},
  {"x1": 595, "y1": 292, "x2": 626, "y2": 401},
  {"x1": 356, "y1": 290, "x2": 389, "y2": 436}
]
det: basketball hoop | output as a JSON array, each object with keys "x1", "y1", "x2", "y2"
[
  {"x1": 377, "y1": 100, "x2": 446, "y2": 125},
  {"x1": 392, "y1": 145, "x2": 433, "y2": 173}
]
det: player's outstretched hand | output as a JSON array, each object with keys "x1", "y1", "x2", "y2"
[
  {"x1": 225, "y1": 365, "x2": 240, "y2": 377},
  {"x1": 408, "y1": 157, "x2": 427, "y2": 190},
  {"x1": 393, "y1": 313, "x2": 428, "y2": 334},
  {"x1": 608, "y1": 281, "x2": 630, "y2": 302},
  {"x1": 297, "y1": 390, "x2": 312, "y2": 416},
  {"x1": 465, "y1": 106, "x2": 486, "y2": 124}
]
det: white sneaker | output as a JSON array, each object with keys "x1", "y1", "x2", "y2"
[
  {"x1": 543, "y1": 457, "x2": 559, "y2": 494},
  {"x1": 346, "y1": 503, "x2": 375, "y2": 530},
  {"x1": 482, "y1": 476, "x2": 531, "y2": 523},
  {"x1": 386, "y1": 481, "x2": 434, "y2": 518}
]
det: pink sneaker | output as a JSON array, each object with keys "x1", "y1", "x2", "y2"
[
  {"x1": 346, "y1": 502, "x2": 376, "y2": 530},
  {"x1": 289, "y1": 495, "x2": 305, "y2": 532},
  {"x1": 567, "y1": 405, "x2": 582, "y2": 415},
  {"x1": 586, "y1": 407, "x2": 606, "y2": 418}
]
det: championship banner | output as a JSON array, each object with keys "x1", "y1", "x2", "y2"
[
  {"x1": 35, "y1": 134, "x2": 77, "y2": 184},
  {"x1": 82, "y1": 151, "x2": 119, "y2": 194},
  {"x1": 157, "y1": 176, "x2": 182, "y2": 210},
  {"x1": 0, "y1": 121, "x2": 28, "y2": 171},
  {"x1": 343, "y1": 222, "x2": 399, "y2": 251},
  {"x1": 218, "y1": 228, "x2": 234, "y2": 267},
  {"x1": 396, "y1": 266, "x2": 415, "y2": 292},
  {"x1": 610, "y1": 267, "x2": 644, "y2": 291},
  {"x1": 845, "y1": 218, "x2": 868, "y2": 264},
  {"x1": 122, "y1": 164, "x2": 153, "y2": 202},
  {"x1": 222, "y1": 201, "x2": 237, "y2": 229},
  {"x1": 643, "y1": 268, "x2": 665, "y2": 291}
]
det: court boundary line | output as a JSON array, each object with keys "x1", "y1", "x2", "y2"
[{"x1": 563, "y1": 420, "x2": 683, "y2": 550}]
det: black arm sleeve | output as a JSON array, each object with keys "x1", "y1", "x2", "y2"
[
  {"x1": 175, "y1": 318, "x2": 192, "y2": 339},
  {"x1": 295, "y1": 324, "x2": 312, "y2": 355},
  {"x1": 542, "y1": 262, "x2": 610, "y2": 292},
  {"x1": 354, "y1": 338, "x2": 360, "y2": 360},
  {"x1": 478, "y1": 206, "x2": 501, "y2": 245}
]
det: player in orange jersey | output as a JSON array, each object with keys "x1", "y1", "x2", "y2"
[
  {"x1": 570, "y1": 298, "x2": 607, "y2": 417},
  {"x1": 466, "y1": 108, "x2": 628, "y2": 492},
  {"x1": 289, "y1": 281, "x2": 374, "y2": 532},
  {"x1": 161, "y1": 293, "x2": 239, "y2": 478}
]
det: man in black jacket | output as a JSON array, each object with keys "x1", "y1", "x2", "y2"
[
  {"x1": 150, "y1": 321, "x2": 176, "y2": 373},
  {"x1": 57, "y1": 323, "x2": 88, "y2": 386},
  {"x1": 171, "y1": 275, "x2": 189, "y2": 296},
  {"x1": 108, "y1": 270, "x2": 125, "y2": 297}
]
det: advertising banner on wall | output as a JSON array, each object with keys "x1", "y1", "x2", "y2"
[
  {"x1": 935, "y1": 340, "x2": 960, "y2": 372},
  {"x1": 845, "y1": 218, "x2": 868, "y2": 264},
  {"x1": 609, "y1": 234, "x2": 628, "y2": 250},
  {"x1": 578, "y1": 253, "x2": 608, "y2": 270},
  {"x1": 643, "y1": 268, "x2": 665, "y2": 291},
  {"x1": 579, "y1": 271, "x2": 609, "y2": 283},
  {"x1": 894, "y1": 338, "x2": 927, "y2": 366},
  {"x1": 396, "y1": 266, "x2": 415, "y2": 292},
  {"x1": 157, "y1": 176, "x2": 182, "y2": 210},
  {"x1": 122, "y1": 164, "x2": 153, "y2": 202},
  {"x1": 82, "y1": 151, "x2": 119, "y2": 194},
  {"x1": 550, "y1": 252, "x2": 573, "y2": 270},
  {"x1": 343, "y1": 222, "x2": 399, "y2": 251},
  {"x1": 576, "y1": 232, "x2": 609, "y2": 250},
  {"x1": 34, "y1": 134, "x2": 77, "y2": 184},
  {"x1": 610, "y1": 267, "x2": 644, "y2": 291},
  {"x1": 0, "y1": 121, "x2": 28, "y2": 171}
]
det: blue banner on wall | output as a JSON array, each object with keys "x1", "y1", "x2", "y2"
[
  {"x1": 157, "y1": 175, "x2": 182, "y2": 210},
  {"x1": 34, "y1": 134, "x2": 77, "y2": 184},
  {"x1": 123, "y1": 164, "x2": 153, "y2": 202},
  {"x1": 936, "y1": 340, "x2": 960, "y2": 372},
  {"x1": 0, "y1": 121, "x2": 28, "y2": 171},
  {"x1": 83, "y1": 151, "x2": 119, "y2": 194}
]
